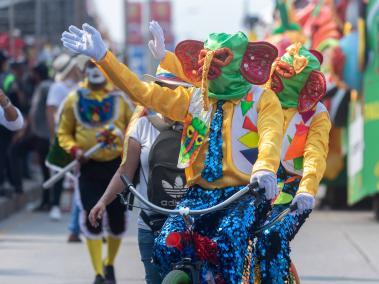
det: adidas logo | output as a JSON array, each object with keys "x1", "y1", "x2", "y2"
[{"x1": 162, "y1": 176, "x2": 187, "y2": 199}]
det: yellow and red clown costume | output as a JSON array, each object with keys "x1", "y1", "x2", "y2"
[
  {"x1": 161, "y1": 42, "x2": 331, "y2": 282},
  {"x1": 95, "y1": 32, "x2": 283, "y2": 283},
  {"x1": 251, "y1": 42, "x2": 331, "y2": 283}
]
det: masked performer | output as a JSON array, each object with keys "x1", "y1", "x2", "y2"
[
  {"x1": 249, "y1": 43, "x2": 330, "y2": 283},
  {"x1": 148, "y1": 23, "x2": 331, "y2": 283},
  {"x1": 57, "y1": 60, "x2": 133, "y2": 284},
  {"x1": 61, "y1": 23, "x2": 283, "y2": 283}
]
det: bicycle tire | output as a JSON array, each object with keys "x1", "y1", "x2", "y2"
[
  {"x1": 289, "y1": 262, "x2": 300, "y2": 284},
  {"x1": 162, "y1": 270, "x2": 192, "y2": 284}
]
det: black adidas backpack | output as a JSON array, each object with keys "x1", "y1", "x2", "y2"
[{"x1": 140, "y1": 115, "x2": 187, "y2": 231}]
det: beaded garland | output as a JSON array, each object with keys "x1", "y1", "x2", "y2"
[{"x1": 201, "y1": 100, "x2": 225, "y2": 182}]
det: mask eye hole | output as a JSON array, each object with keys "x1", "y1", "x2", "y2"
[
  {"x1": 187, "y1": 125, "x2": 195, "y2": 138},
  {"x1": 195, "y1": 135, "x2": 204, "y2": 145},
  {"x1": 213, "y1": 48, "x2": 234, "y2": 67},
  {"x1": 275, "y1": 60, "x2": 296, "y2": 78}
]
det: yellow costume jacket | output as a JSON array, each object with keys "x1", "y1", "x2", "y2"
[
  {"x1": 97, "y1": 51, "x2": 284, "y2": 189},
  {"x1": 57, "y1": 81, "x2": 133, "y2": 162},
  {"x1": 160, "y1": 51, "x2": 330, "y2": 196}
]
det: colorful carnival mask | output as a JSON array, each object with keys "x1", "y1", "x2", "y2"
[
  {"x1": 179, "y1": 116, "x2": 208, "y2": 167},
  {"x1": 175, "y1": 32, "x2": 278, "y2": 102},
  {"x1": 270, "y1": 43, "x2": 326, "y2": 112}
]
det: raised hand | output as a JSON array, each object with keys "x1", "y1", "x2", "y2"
[
  {"x1": 61, "y1": 23, "x2": 107, "y2": 61},
  {"x1": 148, "y1": 21, "x2": 167, "y2": 60}
]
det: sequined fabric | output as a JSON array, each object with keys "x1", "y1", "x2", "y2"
[
  {"x1": 153, "y1": 185, "x2": 264, "y2": 283},
  {"x1": 255, "y1": 164, "x2": 310, "y2": 283},
  {"x1": 201, "y1": 100, "x2": 225, "y2": 182}
]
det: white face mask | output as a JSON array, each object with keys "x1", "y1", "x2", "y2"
[{"x1": 86, "y1": 66, "x2": 106, "y2": 85}]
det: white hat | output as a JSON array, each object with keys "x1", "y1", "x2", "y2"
[{"x1": 52, "y1": 53, "x2": 90, "y2": 81}]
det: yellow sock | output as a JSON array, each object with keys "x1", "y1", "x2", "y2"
[
  {"x1": 86, "y1": 239, "x2": 103, "y2": 276},
  {"x1": 104, "y1": 236, "x2": 122, "y2": 266}
]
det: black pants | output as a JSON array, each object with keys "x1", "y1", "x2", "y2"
[
  {"x1": 9, "y1": 134, "x2": 50, "y2": 190},
  {"x1": 79, "y1": 158, "x2": 126, "y2": 237},
  {"x1": 0, "y1": 127, "x2": 13, "y2": 186}
]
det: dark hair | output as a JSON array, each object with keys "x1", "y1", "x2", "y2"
[{"x1": 32, "y1": 63, "x2": 49, "y2": 80}]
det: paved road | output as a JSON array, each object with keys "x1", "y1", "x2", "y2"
[{"x1": 0, "y1": 208, "x2": 379, "y2": 284}]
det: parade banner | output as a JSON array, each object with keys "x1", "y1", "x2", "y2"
[
  {"x1": 347, "y1": 97, "x2": 365, "y2": 204},
  {"x1": 150, "y1": 1, "x2": 174, "y2": 46},
  {"x1": 126, "y1": 1, "x2": 144, "y2": 45},
  {"x1": 348, "y1": 0, "x2": 379, "y2": 204}
]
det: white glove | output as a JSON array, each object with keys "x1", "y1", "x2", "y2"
[
  {"x1": 291, "y1": 192, "x2": 315, "y2": 214},
  {"x1": 250, "y1": 170, "x2": 278, "y2": 200},
  {"x1": 148, "y1": 21, "x2": 167, "y2": 60},
  {"x1": 61, "y1": 23, "x2": 107, "y2": 61}
]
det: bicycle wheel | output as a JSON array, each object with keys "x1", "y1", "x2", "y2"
[
  {"x1": 162, "y1": 270, "x2": 192, "y2": 284},
  {"x1": 289, "y1": 262, "x2": 300, "y2": 284}
]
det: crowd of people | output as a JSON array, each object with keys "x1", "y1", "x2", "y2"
[{"x1": 0, "y1": 47, "x2": 94, "y2": 242}]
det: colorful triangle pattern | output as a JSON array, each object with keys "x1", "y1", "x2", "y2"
[
  {"x1": 239, "y1": 132, "x2": 259, "y2": 148},
  {"x1": 246, "y1": 92, "x2": 253, "y2": 102},
  {"x1": 241, "y1": 101, "x2": 254, "y2": 116},
  {"x1": 240, "y1": 148, "x2": 258, "y2": 165},
  {"x1": 243, "y1": 116, "x2": 258, "y2": 132}
]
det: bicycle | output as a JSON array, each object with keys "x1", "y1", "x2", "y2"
[{"x1": 119, "y1": 175, "x2": 300, "y2": 284}]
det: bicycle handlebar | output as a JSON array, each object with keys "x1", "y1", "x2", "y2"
[{"x1": 119, "y1": 175, "x2": 264, "y2": 216}]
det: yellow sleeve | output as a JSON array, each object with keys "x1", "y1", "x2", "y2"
[
  {"x1": 252, "y1": 89, "x2": 284, "y2": 174},
  {"x1": 298, "y1": 112, "x2": 331, "y2": 196},
  {"x1": 161, "y1": 51, "x2": 201, "y2": 87},
  {"x1": 57, "y1": 93, "x2": 77, "y2": 154},
  {"x1": 97, "y1": 51, "x2": 192, "y2": 122}
]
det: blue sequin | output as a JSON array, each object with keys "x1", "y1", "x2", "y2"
[
  {"x1": 255, "y1": 164, "x2": 311, "y2": 283},
  {"x1": 201, "y1": 100, "x2": 225, "y2": 182},
  {"x1": 153, "y1": 185, "x2": 266, "y2": 284}
]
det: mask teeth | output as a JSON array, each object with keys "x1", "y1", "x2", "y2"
[{"x1": 200, "y1": 50, "x2": 214, "y2": 111}]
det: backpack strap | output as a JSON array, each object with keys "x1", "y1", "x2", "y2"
[{"x1": 147, "y1": 115, "x2": 172, "y2": 132}]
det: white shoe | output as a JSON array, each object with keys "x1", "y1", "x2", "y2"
[{"x1": 49, "y1": 206, "x2": 62, "y2": 221}]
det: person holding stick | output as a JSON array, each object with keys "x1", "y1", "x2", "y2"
[{"x1": 57, "y1": 60, "x2": 133, "y2": 284}]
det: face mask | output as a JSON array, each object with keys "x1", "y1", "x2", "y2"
[{"x1": 86, "y1": 66, "x2": 106, "y2": 85}]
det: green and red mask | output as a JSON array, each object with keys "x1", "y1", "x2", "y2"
[
  {"x1": 179, "y1": 116, "x2": 208, "y2": 167},
  {"x1": 175, "y1": 32, "x2": 278, "y2": 101},
  {"x1": 270, "y1": 43, "x2": 326, "y2": 112}
]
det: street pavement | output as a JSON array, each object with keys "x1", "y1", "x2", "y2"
[{"x1": 0, "y1": 208, "x2": 379, "y2": 284}]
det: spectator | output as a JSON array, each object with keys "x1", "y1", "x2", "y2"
[
  {"x1": 8, "y1": 63, "x2": 51, "y2": 195},
  {"x1": 89, "y1": 67, "x2": 190, "y2": 284},
  {"x1": 0, "y1": 51, "x2": 25, "y2": 196},
  {"x1": 0, "y1": 89, "x2": 24, "y2": 131},
  {"x1": 45, "y1": 54, "x2": 87, "y2": 245}
]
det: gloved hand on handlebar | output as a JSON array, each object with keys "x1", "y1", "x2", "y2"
[
  {"x1": 250, "y1": 170, "x2": 278, "y2": 200},
  {"x1": 291, "y1": 192, "x2": 315, "y2": 214},
  {"x1": 61, "y1": 23, "x2": 107, "y2": 61},
  {"x1": 148, "y1": 21, "x2": 167, "y2": 60}
]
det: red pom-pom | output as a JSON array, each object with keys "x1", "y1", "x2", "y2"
[
  {"x1": 166, "y1": 232, "x2": 183, "y2": 250},
  {"x1": 192, "y1": 233, "x2": 219, "y2": 265}
]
